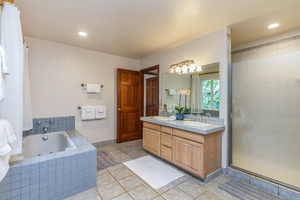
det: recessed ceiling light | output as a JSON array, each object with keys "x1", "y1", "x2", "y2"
[
  {"x1": 267, "y1": 23, "x2": 280, "y2": 29},
  {"x1": 78, "y1": 32, "x2": 87, "y2": 36}
]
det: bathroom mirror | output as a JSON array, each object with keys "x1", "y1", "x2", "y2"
[{"x1": 161, "y1": 62, "x2": 219, "y2": 117}]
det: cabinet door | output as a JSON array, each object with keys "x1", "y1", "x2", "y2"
[
  {"x1": 143, "y1": 127, "x2": 160, "y2": 156},
  {"x1": 173, "y1": 136, "x2": 204, "y2": 177}
]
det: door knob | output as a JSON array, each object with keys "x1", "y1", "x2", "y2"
[{"x1": 118, "y1": 108, "x2": 121, "y2": 111}]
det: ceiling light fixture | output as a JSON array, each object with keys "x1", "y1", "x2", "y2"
[
  {"x1": 267, "y1": 23, "x2": 280, "y2": 29},
  {"x1": 169, "y1": 60, "x2": 202, "y2": 74},
  {"x1": 78, "y1": 31, "x2": 88, "y2": 36}
]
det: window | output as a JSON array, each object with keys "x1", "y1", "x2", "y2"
[{"x1": 202, "y1": 79, "x2": 219, "y2": 110}]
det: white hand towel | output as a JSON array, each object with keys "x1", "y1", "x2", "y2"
[
  {"x1": 86, "y1": 84, "x2": 95, "y2": 93},
  {"x1": 95, "y1": 105, "x2": 106, "y2": 119},
  {"x1": 81, "y1": 106, "x2": 95, "y2": 120},
  {"x1": 94, "y1": 84, "x2": 101, "y2": 93},
  {"x1": 166, "y1": 104, "x2": 173, "y2": 112},
  {"x1": 0, "y1": 120, "x2": 15, "y2": 182},
  {"x1": 169, "y1": 89, "x2": 176, "y2": 95},
  {"x1": 0, "y1": 119, "x2": 16, "y2": 155},
  {"x1": 0, "y1": 46, "x2": 9, "y2": 101}
]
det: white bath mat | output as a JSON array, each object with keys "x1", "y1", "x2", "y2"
[{"x1": 123, "y1": 155, "x2": 184, "y2": 189}]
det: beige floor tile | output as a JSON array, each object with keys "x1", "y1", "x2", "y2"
[
  {"x1": 109, "y1": 149, "x2": 125, "y2": 156},
  {"x1": 119, "y1": 175, "x2": 144, "y2": 191},
  {"x1": 97, "y1": 169, "x2": 108, "y2": 176},
  {"x1": 128, "y1": 184, "x2": 158, "y2": 200},
  {"x1": 111, "y1": 167, "x2": 134, "y2": 180},
  {"x1": 161, "y1": 187, "x2": 193, "y2": 200},
  {"x1": 97, "y1": 182, "x2": 126, "y2": 200},
  {"x1": 177, "y1": 178, "x2": 206, "y2": 198},
  {"x1": 170, "y1": 174, "x2": 191, "y2": 186},
  {"x1": 111, "y1": 193, "x2": 133, "y2": 200},
  {"x1": 112, "y1": 152, "x2": 132, "y2": 161},
  {"x1": 155, "y1": 182, "x2": 175, "y2": 194},
  {"x1": 107, "y1": 164, "x2": 125, "y2": 172},
  {"x1": 152, "y1": 196, "x2": 164, "y2": 200},
  {"x1": 96, "y1": 171, "x2": 116, "y2": 188},
  {"x1": 194, "y1": 190, "x2": 221, "y2": 200},
  {"x1": 119, "y1": 157, "x2": 134, "y2": 163},
  {"x1": 69, "y1": 189, "x2": 102, "y2": 200}
]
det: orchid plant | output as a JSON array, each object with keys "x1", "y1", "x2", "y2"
[{"x1": 176, "y1": 89, "x2": 190, "y2": 114}]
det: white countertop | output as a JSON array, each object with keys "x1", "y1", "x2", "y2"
[{"x1": 140, "y1": 116, "x2": 225, "y2": 135}]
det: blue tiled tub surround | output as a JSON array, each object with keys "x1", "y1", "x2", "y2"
[
  {"x1": 0, "y1": 129, "x2": 97, "y2": 200},
  {"x1": 23, "y1": 116, "x2": 75, "y2": 136}
]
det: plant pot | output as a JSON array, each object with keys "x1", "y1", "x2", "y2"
[{"x1": 176, "y1": 113, "x2": 184, "y2": 120}]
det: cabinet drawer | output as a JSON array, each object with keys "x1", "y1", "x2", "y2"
[
  {"x1": 161, "y1": 145, "x2": 172, "y2": 162},
  {"x1": 143, "y1": 122, "x2": 161, "y2": 131},
  {"x1": 161, "y1": 126, "x2": 172, "y2": 134},
  {"x1": 173, "y1": 129, "x2": 204, "y2": 143},
  {"x1": 161, "y1": 133, "x2": 172, "y2": 147}
]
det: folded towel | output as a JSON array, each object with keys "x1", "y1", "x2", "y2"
[
  {"x1": 94, "y1": 84, "x2": 101, "y2": 94},
  {"x1": 95, "y1": 105, "x2": 106, "y2": 119},
  {"x1": 0, "y1": 120, "x2": 16, "y2": 155},
  {"x1": 0, "y1": 120, "x2": 15, "y2": 182},
  {"x1": 81, "y1": 106, "x2": 95, "y2": 120},
  {"x1": 86, "y1": 84, "x2": 95, "y2": 93}
]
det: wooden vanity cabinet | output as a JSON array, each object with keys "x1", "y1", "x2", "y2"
[
  {"x1": 142, "y1": 122, "x2": 161, "y2": 156},
  {"x1": 142, "y1": 121, "x2": 222, "y2": 179}
]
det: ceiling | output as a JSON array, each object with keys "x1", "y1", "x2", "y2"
[{"x1": 14, "y1": 0, "x2": 300, "y2": 59}]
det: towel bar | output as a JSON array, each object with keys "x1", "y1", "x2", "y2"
[{"x1": 81, "y1": 83, "x2": 104, "y2": 88}]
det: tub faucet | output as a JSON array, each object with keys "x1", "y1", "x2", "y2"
[{"x1": 43, "y1": 127, "x2": 48, "y2": 133}]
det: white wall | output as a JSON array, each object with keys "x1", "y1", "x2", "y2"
[
  {"x1": 140, "y1": 28, "x2": 229, "y2": 167},
  {"x1": 26, "y1": 37, "x2": 139, "y2": 143}
]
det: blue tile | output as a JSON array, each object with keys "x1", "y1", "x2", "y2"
[
  {"x1": 21, "y1": 185, "x2": 30, "y2": 195},
  {"x1": 11, "y1": 181, "x2": 21, "y2": 190},
  {"x1": 55, "y1": 183, "x2": 64, "y2": 191},
  {"x1": 39, "y1": 161, "x2": 48, "y2": 168},
  {"x1": 48, "y1": 166, "x2": 56, "y2": 173},
  {"x1": 21, "y1": 171, "x2": 30, "y2": 180},
  {"x1": 30, "y1": 190, "x2": 39, "y2": 198},
  {"x1": 0, "y1": 176, "x2": 10, "y2": 186},
  {"x1": 56, "y1": 163, "x2": 63, "y2": 170},
  {"x1": 21, "y1": 164, "x2": 30, "y2": 172},
  {"x1": 11, "y1": 188, "x2": 21, "y2": 197},
  {"x1": 40, "y1": 194, "x2": 48, "y2": 200},
  {"x1": 30, "y1": 163, "x2": 39, "y2": 170},
  {"x1": 56, "y1": 189, "x2": 63, "y2": 196},
  {"x1": 48, "y1": 171, "x2": 55, "y2": 179},
  {"x1": 11, "y1": 195, "x2": 21, "y2": 200},
  {"x1": 21, "y1": 178, "x2": 30, "y2": 187},
  {"x1": 39, "y1": 174, "x2": 48, "y2": 182},
  {"x1": 63, "y1": 156, "x2": 70, "y2": 163},
  {"x1": 55, "y1": 170, "x2": 63, "y2": 177},
  {"x1": 30, "y1": 183, "x2": 39, "y2": 192},
  {"x1": 0, "y1": 191, "x2": 10, "y2": 200},
  {"x1": 10, "y1": 166, "x2": 21, "y2": 175},
  {"x1": 0, "y1": 183, "x2": 10, "y2": 193},
  {"x1": 48, "y1": 191, "x2": 56, "y2": 199},
  {"x1": 21, "y1": 192, "x2": 31, "y2": 200},
  {"x1": 55, "y1": 176, "x2": 63, "y2": 184},
  {"x1": 39, "y1": 181, "x2": 47, "y2": 189},
  {"x1": 47, "y1": 178, "x2": 55, "y2": 186},
  {"x1": 30, "y1": 169, "x2": 39, "y2": 177},
  {"x1": 47, "y1": 158, "x2": 56, "y2": 166},
  {"x1": 40, "y1": 187, "x2": 48, "y2": 195},
  {"x1": 11, "y1": 174, "x2": 21, "y2": 183},
  {"x1": 30, "y1": 175, "x2": 39, "y2": 184}
]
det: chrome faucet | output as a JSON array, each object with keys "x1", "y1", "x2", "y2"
[
  {"x1": 194, "y1": 114, "x2": 202, "y2": 122},
  {"x1": 43, "y1": 127, "x2": 48, "y2": 133}
]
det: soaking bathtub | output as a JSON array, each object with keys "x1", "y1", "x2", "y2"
[
  {"x1": 21, "y1": 131, "x2": 77, "y2": 158},
  {"x1": 0, "y1": 130, "x2": 97, "y2": 200}
]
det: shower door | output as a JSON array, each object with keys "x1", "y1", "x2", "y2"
[{"x1": 231, "y1": 38, "x2": 300, "y2": 189}]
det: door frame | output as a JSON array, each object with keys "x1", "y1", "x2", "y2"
[{"x1": 140, "y1": 65, "x2": 160, "y2": 117}]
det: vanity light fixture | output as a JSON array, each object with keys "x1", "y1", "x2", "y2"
[
  {"x1": 267, "y1": 23, "x2": 280, "y2": 29},
  {"x1": 78, "y1": 31, "x2": 88, "y2": 36},
  {"x1": 169, "y1": 60, "x2": 202, "y2": 74}
]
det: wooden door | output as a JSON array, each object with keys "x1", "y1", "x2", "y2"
[
  {"x1": 117, "y1": 69, "x2": 142, "y2": 143},
  {"x1": 146, "y1": 77, "x2": 159, "y2": 116}
]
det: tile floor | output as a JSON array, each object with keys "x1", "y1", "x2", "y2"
[{"x1": 66, "y1": 139, "x2": 238, "y2": 200}]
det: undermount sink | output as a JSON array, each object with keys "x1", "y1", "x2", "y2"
[
  {"x1": 182, "y1": 121, "x2": 210, "y2": 126},
  {"x1": 153, "y1": 116, "x2": 169, "y2": 120}
]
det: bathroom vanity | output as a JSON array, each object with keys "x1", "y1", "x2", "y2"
[{"x1": 140, "y1": 116, "x2": 225, "y2": 179}]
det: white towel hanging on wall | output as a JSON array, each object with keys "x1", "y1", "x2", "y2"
[
  {"x1": 81, "y1": 106, "x2": 95, "y2": 120},
  {"x1": 95, "y1": 105, "x2": 106, "y2": 119}
]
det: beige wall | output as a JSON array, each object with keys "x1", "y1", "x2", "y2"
[
  {"x1": 26, "y1": 37, "x2": 139, "y2": 143},
  {"x1": 140, "y1": 27, "x2": 230, "y2": 167}
]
